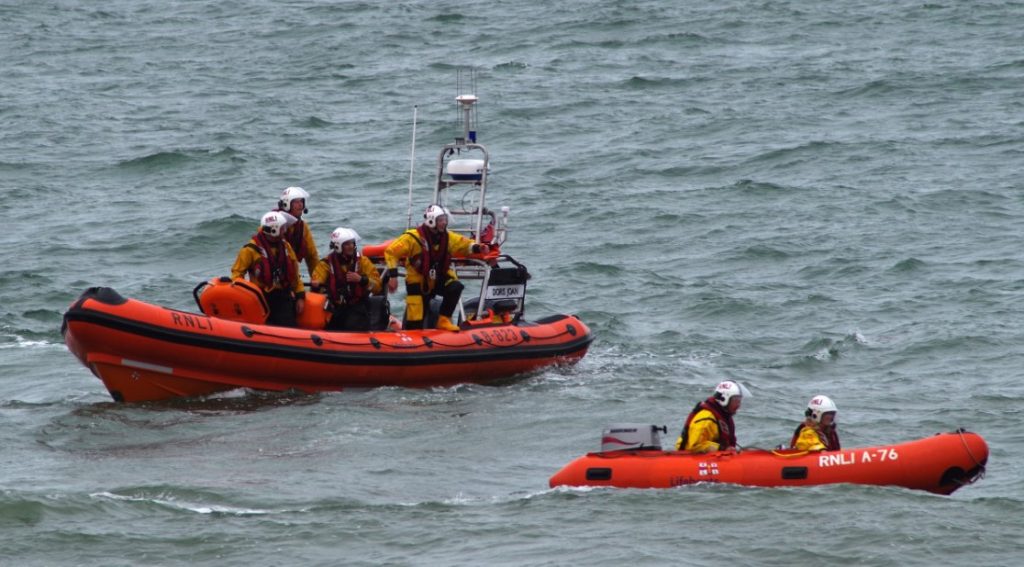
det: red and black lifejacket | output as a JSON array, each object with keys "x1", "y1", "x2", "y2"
[
  {"x1": 325, "y1": 252, "x2": 368, "y2": 306},
  {"x1": 283, "y1": 219, "x2": 308, "y2": 261},
  {"x1": 679, "y1": 397, "x2": 737, "y2": 451},
  {"x1": 790, "y1": 423, "x2": 841, "y2": 451},
  {"x1": 411, "y1": 225, "x2": 451, "y2": 294},
  {"x1": 246, "y1": 232, "x2": 297, "y2": 290}
]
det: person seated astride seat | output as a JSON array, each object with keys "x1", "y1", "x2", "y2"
[
  {"x1": 674, "y1": 380, "x2": 744, "y2": 453},
  {"x1": 230, "y1": 211, "x2": 305, "y2": 327},
  {"x1": 276, "y1": 186, "x2": 320, "y2": 279},
  {"x1": 384, "y1": 205, "x2": 489, "y2": 332},
  {"x1": 311, "y1": 227, "x2": 382, "y2": 332},
  {"x1": 790, "y1": 395, "x2": 841, "y2": 452}
]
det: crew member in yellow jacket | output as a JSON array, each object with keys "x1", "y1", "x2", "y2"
[
  {"x1": 276, "y1": 186, "x2": 320, "y2": 278},
  {"x1": 674, "y1": 380, "x2": 744, "y2": 453},
  {"x1": 385, "y1": 205, "x2": 489, "y2": 331},
  {"x1": 230, "y1": 211, "x2": 306, "y2": 327},
  {"x1": 790, "y1": 395, "x2": 841, "y2": 451},
  {"x1": 311, "y1": 227, "x2": 383, "y2": 332}
]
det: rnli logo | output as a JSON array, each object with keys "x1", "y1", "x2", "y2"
[{"x1": 697, "y1": 462, "x2": 720, "y2": 477}]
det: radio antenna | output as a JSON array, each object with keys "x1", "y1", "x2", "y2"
[{"x1": 405, "y1": 105, "x2": 419, "y2": 229}]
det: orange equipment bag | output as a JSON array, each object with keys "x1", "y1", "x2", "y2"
[
  {"x1": 296, "y1": 291, "x2": 331, "y2": 330},
  {"x1": 194, "y1": 277, "x2": 269, "y2": 324}
]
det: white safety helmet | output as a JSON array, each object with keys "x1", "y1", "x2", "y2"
[
  {"x1": 806, "y1": 395, "x2": 838, "y2": 423},
  {"x1": 713, "y1": 380, "x2": 743, "y2": 408},
  {"x1": 260, "y1": 211, "x2": 289, "y2": 238},
  {"x1": 423, "y1": 204, "x2": 449, "y2": 229},
  {"x1": 279, "y1": 186, "x2": 310, "y2": 214},
  {"x1": 329, "y1": 227, "x2": 361, "y2": 252}
]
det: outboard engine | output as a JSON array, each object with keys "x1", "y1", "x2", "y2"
[{"x1": 600, "y1": 424, "x2": 667, "y2": 452}]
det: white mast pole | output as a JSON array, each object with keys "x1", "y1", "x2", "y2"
[{"x1": 405, "y1": 105, "x2": 419, "y2": 230}]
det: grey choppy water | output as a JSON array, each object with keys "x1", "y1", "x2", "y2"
[{"x1": 3, "y1": 0, "x2": 1024, "y2": 565}]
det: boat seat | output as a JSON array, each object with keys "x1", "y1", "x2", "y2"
[
  {"x1": 366, "y1": 295, "x2": 391, "y2": 331},
  {"x1": 488, "y1": 266, "x2": 529, "y2": 286},
  {"x1": 491, "y1": 299, "x2": 518, "y2": 315}
]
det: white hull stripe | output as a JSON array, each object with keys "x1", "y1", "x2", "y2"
[{"x1": 122, "y1": 358, "x2": 173, "y2": 374}]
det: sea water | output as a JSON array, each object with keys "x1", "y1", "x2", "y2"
[{"x1": 2, "y1": 1, "x2": 1023, "y2": 565}]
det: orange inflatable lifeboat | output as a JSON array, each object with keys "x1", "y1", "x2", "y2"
[
  {"x1": 62, "y1": 285, "x2": 593, "y2": 403},
  {"x1": 549, "y1": 425, "x2": 988, "y2": 495},
  {"x1": 62, "y1": 92, "x2": 594, "y2": 403}
]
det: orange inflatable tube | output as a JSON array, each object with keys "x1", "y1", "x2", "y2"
[{"x1": 63, "y1": 286, "x2": 593, "y2": 403}]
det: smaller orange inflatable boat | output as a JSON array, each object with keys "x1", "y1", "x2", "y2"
[{"x1": 549, "y1": 425, "x2": 987, "y2": 495}]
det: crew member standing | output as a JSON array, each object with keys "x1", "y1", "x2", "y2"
[
  {"x1": 230, "y1": 211, "x2": 306, "y2": 327},
  {"x1": 276, "y1": 186, "x2": 319, "y2": 278},
  {"x1": 311, "y1": 227, "x2": 382, "y2": 332},
  {"x1": 384, "y1": 205, "x2": 489, "y2": 331}
]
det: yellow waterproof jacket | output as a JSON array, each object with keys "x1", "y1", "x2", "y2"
[
  {"x1": 311, "y1": 255, "x2": 383, "y2": 302},
  {"x1": 384, "y1": 228, "x2": 475, "y2": 291},
  {"x1": 674, "y1": 408, "x2": 723, "y2": 453},
  {"x1": 285, "y1": 221, "x2": 320, "y2": 276},
  {"x1": 230, "y1": 236, "x2": 305, "y2": 294},
  {"x1": 794, "y1": 425, "x2": 827, "y2": 452}
]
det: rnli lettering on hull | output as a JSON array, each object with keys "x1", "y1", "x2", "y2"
[
  {"x1": 478, "y1": 328, "x2": 519, "y2": 344},
  {"x1": 819, "y1": 448, "x2": 900, "y2": 467},
  {"x1": 170, "y1": 312, "x2": 214, "y2": 331},
  {"x1": 670, "y1": 476, "x2": 717, "y2": 487}
]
